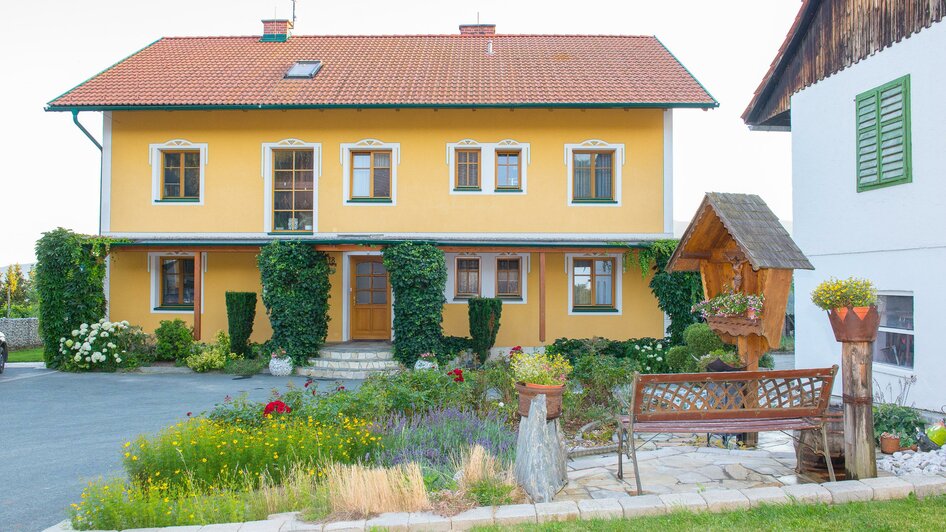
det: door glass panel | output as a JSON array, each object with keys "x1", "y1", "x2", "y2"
[
  {"x1": 371, "y1": 276, "x2": 387, "y2": 289},
  {"x1": 371, "y1": 262, "x2": 386, "y2": 274},
  {"x1": 356, "y1": 262, "x2": 371, "y2": 274},
  {"x1": 355, "y1": 276, "x2": 369, "y2": 289},
  {"x1": 371, "y1": 291, "x2": 387, "y2": 304},
  {"x1": 355, "y1": 290, "x2": 370, "y2": 304}
]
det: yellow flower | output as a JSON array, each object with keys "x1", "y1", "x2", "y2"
[{"x1": 131, "y1": 455, "x2": 138, "y2": 461}]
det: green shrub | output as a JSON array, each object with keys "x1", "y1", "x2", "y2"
[
  {"x1": 34, "y1": 228, "x2": 114, "y2": 368},
  {"x1": 466, "y1": 477, "x2": 516, "y2": 506},
  {"x1": 225, "y1": 292, "x2": 257, "y2": 356},
  {"x1": 383, "y1": 242, "x2": 447, "y2": 367},
  {"x1": 759, "y1": 352, "x2": 775, "y2": 369},
  {"x1": 682, "y1": 322, "x2": 725, "y2": 356},
  {"x1": 548, "y1": 336, "x2": 664, "y2": 362},
  {"x1": 185, "y1": 349, "x2": 228, "y2": 372},
  {"x1": 666, "y1": 345, "x2": 698, "y2": 373},
  {"x1": 437, "y1": 335, "x2": 473, "y2": 366},
  {"x1": 468, "y1": 297, "x2": 502, "y2": 364},
  {"x1": 257, "y1": 241, "x2": 332, "y2": 363},
  {"x1": 572, "y1": 355, "x2": 638, "y2": 407},
  {"x1": 223, "y1": 356, "x2": 267, "y2": 376},
  {"x1": 873, "y1": 403, "x2": 926, "y2": 446},
  {"x1": 625, "y1": 240, "x2": 703, "y2": 344},
  {"x1": 154, "y1": 319, "x2": 193, "y2": 361}
]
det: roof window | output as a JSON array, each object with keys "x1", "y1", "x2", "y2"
[{"x1": 285, "y1": 61, "x2": 322, "y2": 79}]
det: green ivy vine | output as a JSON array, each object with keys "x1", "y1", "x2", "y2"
[{"x1": 382, "y1": 242, "x2": 447, "y2": 367}]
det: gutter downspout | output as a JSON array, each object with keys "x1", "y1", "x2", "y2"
[
  {"x1": 71, "y1": 110, "x2": 105, "y2": 236},
  {"x1": 72, "y1": 110, "x2": 102, "y2": 151}
]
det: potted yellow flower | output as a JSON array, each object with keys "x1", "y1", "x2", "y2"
[
  {"x1": 510, "y1": 348, "x2": 572, "y2": 419},
  {"x1": 811, "y1": 277, "x2": 879, "y2": 342}
]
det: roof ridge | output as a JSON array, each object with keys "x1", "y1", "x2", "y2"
[{"x1": 157, "y1": 34, "x2": 659, "y2": 40}]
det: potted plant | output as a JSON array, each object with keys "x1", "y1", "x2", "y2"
[
  {"x1": 692, "y1": 290, "x2": 765, "y2": 336},
  {"x1": 510, "y1": 349, "x2": 572, "y2": 420},
  {"x1": 811, "y1": 277, "x2": 879, "y2": 342},
  {"x1": 269, "y1": 348, "x2": 294, "y2": 377},
  {"x1": 879, "y1": 432, "x2": 901, "y2": 454}
]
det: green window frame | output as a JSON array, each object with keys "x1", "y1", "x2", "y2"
[{"x1": 856, "y1": 75, "x2": 911, "y2": 192}]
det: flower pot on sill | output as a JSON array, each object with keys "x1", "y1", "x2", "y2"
[
  {"x1": 880, "y1": 433, "x2": 901, "y2": 454},
  {"x1": 827, "y1": 305, "x2": 880, "y2": 343},
  {"x1": 515, "y1": 382, "x2": 565, "y2": 420}
]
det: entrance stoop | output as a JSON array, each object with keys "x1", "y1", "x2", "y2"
[{"x1": 297, "y1": 341, "x2": 401, "y2": 380}]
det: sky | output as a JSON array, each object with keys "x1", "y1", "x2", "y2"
[{"x1": 0, "y1": 0, "x2": 800, "y2": 266}]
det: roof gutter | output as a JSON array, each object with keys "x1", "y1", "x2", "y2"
[
  {"x1": 71, "y1": 110, "x2": 102, "y2": 151},
  {"x1": 46, "y1": 101, "x2": 718, "y2": 113}
]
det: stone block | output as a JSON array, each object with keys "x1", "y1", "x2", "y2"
[
  {"x1": 900, "y1": 474, "x2": 946, "y2": 498},
  {"x1": 781, "y1": 483, "x2": 832, "y2": 504},
  {"x1": 858, "y1": 477, "x2": 913, "y2": 501},
  {"x1": 199, "y1": 524, "x2": 243, "y2": 532},
  {"x1": 239, "y1": 520, "x2": 286, "y2": 532},
  {"x1": 700, "y1": 489, "x2": 750, "y2": 512},
  {"x1": 577, "y1": 498, "x2": 623, "y2": 520},
  {"x1": 321, "y1": 519, "x2": 366, "y2": 531},
  {"x1": 658, "y1": 492, "x2": 706, "y2": 513},
  {"x1": 280, "y1": 520, "x2": 323, "y2": 532},
  {"x1": 822, "y1": 480, "x2": 873, "y2": 503},
  {"x1": 494, "y1": 504, "x2": 537, "y2": 526},
  {"x1": 365, "y1": 512, "x2": 410, "y2": 531},
  {"x1": 618, "y1": 494, "x2": 667, "y2": 517},
  {"x1": 514, "y1": 395, "x2": 568, "y2": 503},
  {"x1": 449, "y1": 506, "x2": 494, "y2": 530},
  {"x1": 740, "y1": 486, "x2": 790, "y2": 507},
  {"x1": 407, "y1": 512, "x2": 450, "y2": 531},
  {"x1": 535, "y1": 501, "x2": 579, "y2": 523}
]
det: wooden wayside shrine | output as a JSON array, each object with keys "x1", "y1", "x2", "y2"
[{"x1": 667, "y1": 193, "x2": 814, "y2": 369}]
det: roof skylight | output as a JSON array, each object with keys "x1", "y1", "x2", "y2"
[{"x1": 285, "y1": 61, "x2": 322, "y2": 79}]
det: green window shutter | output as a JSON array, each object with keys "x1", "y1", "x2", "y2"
[{"x1": 856, "y1": 75, "x2": 911, "y2": 192}]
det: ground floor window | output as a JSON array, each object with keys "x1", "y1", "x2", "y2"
[
  {"x1": 496, "y1": 257, "x2": 522, "y2": 298},
  {"x1": 872, "y1": 293, "x2": 914, "y2": 369},
  {"x1": 572, "y1": 257, "x2": 615, "y2": 309},
  {"x1": 160, "y1": 257, "x2": 195, "y2": 308},
  {"x1": 455, "y1": 257, "x2": 481, "y2": 297}
]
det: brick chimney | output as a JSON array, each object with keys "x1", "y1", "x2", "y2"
[
  {"x1": 459, "y1": 24, "x2": 496, "y2": 35},
  {"x1": 261, "y1": 19, "x2": 293, "y2": 42}
]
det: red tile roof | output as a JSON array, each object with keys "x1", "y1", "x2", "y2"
[{"x1": 48, "y1": 34, "x2": 717, "y2": 110}]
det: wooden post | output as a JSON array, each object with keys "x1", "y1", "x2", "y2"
[
  {"x1": 192, "y1": 252, "x2": 202, "y2": 341},
  {"x1": 737, "y1": 334, "x2": 765, "y2": 447},
  {"x1": 842, "y1": 340, "x2": 876, "y2": 479},
  {"x1": 538, "y1": 252, "x2": 546, "y2": 343}
]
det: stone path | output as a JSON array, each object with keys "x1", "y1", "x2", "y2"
[{"x1": 557, "y1": 431, "x2": 809, "y2": 501}]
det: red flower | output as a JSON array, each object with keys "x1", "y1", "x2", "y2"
[
  {"x1": 447, "y1": 368, "x2": 465, "y2": 383},
  {"x1": 304, "y1": 378, "x2": 313, "y2": 388},
  {"x1": 186, "y1": 412, "x2": 192, "y2": 417},
  {"x1": 336, "y1": 385, "x2": 346, "y2": 392},
  {"x1": 263, "y1": 400, "x2": 292, "y2": 417}
]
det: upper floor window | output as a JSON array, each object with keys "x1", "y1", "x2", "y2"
[
  {"x1": 872, "y1": 293, "x2": 914, "y2": 369},
  {"x1": 150, "y1": 139, "x2": 208, "y2": 205},
  {"x1": 573, "y1": 151, "x2": 614, "y2": 201},
  {"x1": 455, "y1": 257, "x2": 481, "y2": 298},
  {"x1": 496, "y1": 257, "x2": 522, "y2": 298},
  {"x1": 160, "y1": 257, "x2": 194, "y2": 308},
  {"x1": 273, "y1": 149, "x2": 314, "y2": 232},
  {"x1": 572, "y1": 257, "x2": 615, "y2": 310},
  {"x1": 352, "y1": 150, "x2": 392, "y2": 200},
  {"x1": 496, "y1": 150, "x2": 521, "y2": 190},
  {"x1": 455, "y1": 149, "x2": 481, "y2": 190},
  {"x1": 856, "y1": 75, "x2": 911, "y2": 192}
]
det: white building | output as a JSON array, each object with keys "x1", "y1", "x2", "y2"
[{"x1": 744, "y1": 0, "x2": 946, "y2": 412}]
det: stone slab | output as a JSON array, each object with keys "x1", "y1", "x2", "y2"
[
  {"x1": 199, "y1": 524, "x2": 243, "y2": 532},
  {"x1": 740, "y1": 486, "x2": 791, "y2": 507},
  {"x1": 658, "y1": 492, "x2": 706, "y2": 513},
  {"x1": 406, "y1": 512, "x2": 450, "y2": 531},
  {"x1": 617, "y1": 494, "x2": 667, "y2": 517},
  {"x1": 365, "y1": 512, "x2": 410, "y2": 531},
  {"x1": 321, "y1": 519, "x2": 365, "y2": 531},
  {"x1": 577, "y1": 498, "x2": 623, "y2": 520},
  {"x1": 494, "y1": 504, "x2": 537, "y2": 526},
  {"x1": 858, "y1": 477, "x2": 914, "y2": 501},
  {"x1": 449, "y1": 506, "x2": 495, "y2": 530},
  {"x1": 822, "y1": 480, "x2": 873, "y2": 503},
  {"x1": 781, "y1": 483, "x2": 832, "y2": 504},
  {"x1": 239, "y1": 520, "x2": 286, "y2": 532},
  {"x1": 280, "y1": 520, "x2": 323, "y2": 532},
  {"x1": 700, "y1": 489, "x2": 750, "y2": 512},
  {"x1": 535, "y1": 501, "x2": 579, "y2": 523},
  {"x1": 900, "y1": 474, "x2": 946, "y2": 498}
]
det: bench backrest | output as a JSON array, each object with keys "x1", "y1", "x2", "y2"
[{"x1": 629, "y1": 366, "x2": 838, "y2": 422}]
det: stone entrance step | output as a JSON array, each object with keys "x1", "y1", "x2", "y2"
[{"x1": 298, "y1": 341, "x2": 401, "y2": 380}]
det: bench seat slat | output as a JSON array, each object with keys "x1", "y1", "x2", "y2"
[{"x1": 622, "y1": 416, "x2": 822, "y2": 434}]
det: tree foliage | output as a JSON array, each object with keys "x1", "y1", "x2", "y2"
[
  {"x1": 34, "y1": 228, "x2": 114, "y2": 368},
  {"x1": 257, "y1": 241, "x2": 332, "y2": 364},
  {"x1": 382, "y1": 242, "x2": 446, "y2": 367},
  {"x1": 225, "y1": 292, "x2": 257, "y2": 357},
  {"x1": 468, "y1": 297, "x2": 502, "y2": 365}
]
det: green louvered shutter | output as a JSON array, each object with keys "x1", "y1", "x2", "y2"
[{"x1": 856, "y1": 75, "x2": 912, "y2": 192}]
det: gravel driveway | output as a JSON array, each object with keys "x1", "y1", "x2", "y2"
[{"x1": 0, "y1": 365, "x2": 357, "y2": 531}]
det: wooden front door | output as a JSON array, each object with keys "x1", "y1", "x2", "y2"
[{"x1": 350, "y1": 257, "x2": 391, "y2": 340}]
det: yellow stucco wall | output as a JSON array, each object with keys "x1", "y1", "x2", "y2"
[{"x1": 107, "y1": 108, "x2": 666, "y2": 234}]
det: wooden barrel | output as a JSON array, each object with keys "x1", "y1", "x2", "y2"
[{"x1": 795, "y1": 405, "x2": 846, "y2": 481}]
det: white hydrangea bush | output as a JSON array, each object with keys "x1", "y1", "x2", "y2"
[{"x1": 58, "y1": 319, "x2": 132, "y2": 371}]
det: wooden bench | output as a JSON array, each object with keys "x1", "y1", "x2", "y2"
[{"x1": 615, "y1": 366, "x2": 839, "y2": 493}]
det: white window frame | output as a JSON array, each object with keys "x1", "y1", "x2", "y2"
[
  {"x1": 445, "y1": 252, "x2": 529, "y2": 304},
  {"x1": 873, "y1": 290, "x2": 915, "y2": 375},
  {"x1": 340, "y1": 139, "x2": 400, "y2": 205},
  {"x1": 261, "y1": 139, "x2": 322, "y2": 233},
  {"x1": 446, "y1": 139, "x2": 530, "y2": 194},
  {"x1": 149, "y1": 139, "x2": 209, "y2": 205},
  {"x1": 565, "y1": 253, "x2": 623, "y2": 315},
  {"x1": 564, "y1": 139, "x2": 625, "y2": 206},
  {"x1": 148, "y1": 252, "x2": 206, "y2": 314}
]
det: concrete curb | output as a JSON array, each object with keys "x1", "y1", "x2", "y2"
[{"x1": 44, "y1": 473, "x2": 946, "y2": 531}]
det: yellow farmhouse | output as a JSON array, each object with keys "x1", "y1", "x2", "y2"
[{"x1": 47, "y1": 21, "x2": 716, "y2": 353}]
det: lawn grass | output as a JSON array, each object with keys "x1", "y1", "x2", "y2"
[
  {"x1": 9, "y1": 346, "x2": 44, "y2": 363},
  {"x1": 477, "y1": 494, "x2": 946, "y2": 531}
]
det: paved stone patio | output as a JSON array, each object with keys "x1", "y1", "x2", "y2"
[{"x1": 557, "y1": 431, "x2": 810, "y2": 501}]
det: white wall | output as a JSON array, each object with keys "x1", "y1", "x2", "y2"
[{"x1": 791, "y1": 21, "x2": 946, "y2": 411}]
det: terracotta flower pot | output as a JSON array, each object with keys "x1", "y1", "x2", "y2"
[
  {"x1": 515, "y1": 382, "x2": 565, "y2": 420},
  {"x1": 880, "y1": 433, "x2": 901, "y2": 454},
  {"x1": 827, "y1": 305, "x2": 880, "y2": 342}
]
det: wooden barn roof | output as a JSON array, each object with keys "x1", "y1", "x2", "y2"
[{"x1": 668, "y1": 193, "x2": 813, "y2": 272}]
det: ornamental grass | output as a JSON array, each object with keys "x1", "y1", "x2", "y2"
[{"x1": 323, "y1": 462, "x2": 430, "y2": 517}]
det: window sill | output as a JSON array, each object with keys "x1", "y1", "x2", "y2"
[
  {"x1": 452, "y1": 295, "x2": 480, "y2": 301},
  {"x1": 347, "y1": 198, "x2": 393, "y2": 204},
  {"x1": 153, "y1": 306, "x2": 194, "y2": 312},
  {"x1": 857, "y1": 178, "x2": 911, "y2": 193},
  {"x1": 494, "y1": 188, "x2": 523, "y2": 193},
  {"x1": 453, "y1": 187, "x2": 482, "y2": 192},
  {"x1": 571, "y1": 199, "x2": 618, "y2": 204},
  {"x1": 268, "y1": 231, "x2": 314, "y2": 236},
  {"x1": 571, "y1": 306, "x2": 619, "y2": 313},
  {"x1": 155, "y1": 198, "x2": 201, "y2": 203},
  {"x1": 498, "y1": 296, "x2": 523, "y2": 301}
]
